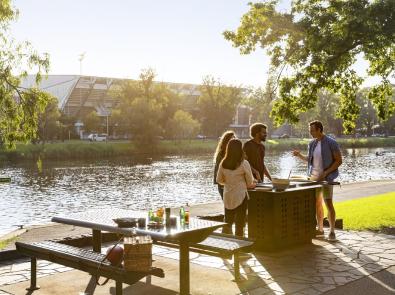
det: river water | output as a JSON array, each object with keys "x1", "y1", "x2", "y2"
[{"x1": 0, "y1": 147, "x2": 394, "y2": 236}]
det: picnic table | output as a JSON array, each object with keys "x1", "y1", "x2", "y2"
[{"x1": 52, "y1": 208, "x2": 226, "y2": 295}]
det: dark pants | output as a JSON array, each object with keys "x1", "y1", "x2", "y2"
[
  {"x1": 217, "y1": 185, "x2": 224, "y2": 200},
  {"x1": 223, "y1": 197, "x2": 248, "y2": 237}
]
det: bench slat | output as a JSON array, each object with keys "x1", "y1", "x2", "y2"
[
  {"x1": 25, "y1": 241, "x2": 111, "y2": 265},
  {"x1": 197, "y1": 236, "x2": 253, "y2": 252},
  {"x1": 16, "y1": 241, "x2": 164, "y2": 285},
  {"x1": 154, "y1": 234, "x2": 254, "y2": 258}
]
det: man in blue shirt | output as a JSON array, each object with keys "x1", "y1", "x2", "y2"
[{"x1": 293, "y1": 120, "x2": 342, "y2": 241}]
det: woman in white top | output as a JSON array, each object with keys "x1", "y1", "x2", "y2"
[{"x1": 216, "y1": 139, "x2": 256, "y2": 236}]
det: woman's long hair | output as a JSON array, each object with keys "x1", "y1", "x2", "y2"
[
  {"x1": 213, "y1": 130, "x2": 235, "y2": 163},
  {"x1": 221, "y1": 139, "x2": 244, "y2": 170}
]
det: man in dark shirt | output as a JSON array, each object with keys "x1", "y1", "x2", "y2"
[{"x1": 243, "y1": 123, "x2": 272, "y2": 182}]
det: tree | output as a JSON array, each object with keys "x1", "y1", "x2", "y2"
[
  {"x1": 110, "y1": 109, "x2": 128, "y2": 138},
  {"x1": 242, "y1": 75, "x2": 277, "y2": 134},
  {"x1": 315, "y1": 91, "x2": 343, "y2": 136},
  {"x1": 167, "y1": 110, "x2": 200, "y2": 140},
  {"x1": 83, "y1": 111, "x2": 101, "y2": 133},
  {"x1": 0, "y1": 1, "x2": 50, "y2": 147},
  {"x1": 356, "y1": 89, "x2": 378, "y2": 136},
  {"x1": 111, "y1": 68, "x2": 180, "y2": 147},
  {"x1": 290, "y1": 91, "x2": 343, "y2": 137},
  {"x1": 58, "y1": 113, "x2": 78, "y2": 141},
  {"x1": 36, "y1": 95, "x2": 61, "y2": 143},
  {"x1": 224, "y1": 0, "x2": 395, "y2": 133},
  {"x1": 197, "y1": 76, "x2": 244, "y2": 137}
]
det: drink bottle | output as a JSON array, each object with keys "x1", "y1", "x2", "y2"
[{"x1": 179, "y1": 206, "x2": 185, "y2": 223}]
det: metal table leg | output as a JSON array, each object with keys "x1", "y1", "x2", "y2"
[
  {"x1": 92, "y1": 229, "x2": 102, "y2": 253},
  {"x1": 179, "y1": 242, "x2": 190, "y2": 295},
  {"x1": 26, "y1": 257, "x2": 40, "y2": 291}
]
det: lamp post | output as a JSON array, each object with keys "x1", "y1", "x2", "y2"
[
  {"x1": 106, "y1": 115, "x2": 109, "y2": 138},
  {"x1": 78, "y1": 52, "x2": 86, "y2": 75}
]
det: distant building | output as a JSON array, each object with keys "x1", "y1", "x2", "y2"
[
  {"x1": 21, "y1": 75, "x2": 251, "y2": 138},
  {"x1": 229, "y1": 105, "x2": 252, "y2": 138},
  {"x1": 21, "y1": 75, "x2": 118, "y2": 118}
]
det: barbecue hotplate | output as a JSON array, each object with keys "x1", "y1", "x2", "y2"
[{"x1": 255, "y1": 180, "x2": 318, "y2": 189}]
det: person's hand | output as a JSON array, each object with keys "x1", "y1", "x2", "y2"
[
  {"x1": 253, "y1": 171, "x2": 262, "y2": 182},
  {"x1": 292, "y1": 150, "x2": 301, "y2": 157},
  {"x1": 249, "y1": 182, "x2": 257, "y2": 189},
  {"x1": 318, "y1": 171, "x2": 328, "y2": 181}
]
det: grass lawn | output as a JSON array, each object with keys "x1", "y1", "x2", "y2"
[
  {"x1": 333, "y1": 192, "x2": 395, "y2": 231},
  {"x1": 0, "y1": 237, "x2": 17, "y2": 250}
]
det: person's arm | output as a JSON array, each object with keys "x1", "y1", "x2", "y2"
[
  {"x1": 251, "y1": 167, "x2": 262, "y2": 182},
  {"x1": 216, "y1": 165, "x2": 226, "y2": 186},
  {"x1": 321, "y1": 150, "x2": 342, "y2": 181},
  {"x1": 292, "y1": 150, "x2": 308, "y2": 162},
  {"x1": 243, "y1": 143, "x2": 262, "y2": 182},
  {"x1": 263, "y1": 165, "x2": 272, "y2": 181},
  {"x1": 244, "y1": 161, "x2": 256, "y2": 189}
]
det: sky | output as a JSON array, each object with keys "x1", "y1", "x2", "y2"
[
  {"x1": 10, "y1": 0, "x2": 381, "y2": 88},
  {"x1": 10, "y1": 0, "x2": 273, "y2": 87}
]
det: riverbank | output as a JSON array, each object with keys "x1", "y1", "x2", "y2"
[{"x1": 1, "y1": 137, "x2": 394, "y2": 161}]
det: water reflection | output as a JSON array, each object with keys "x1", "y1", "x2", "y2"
[{"x1": 0, "y1": 147, "x2": 394, "y2": 236}]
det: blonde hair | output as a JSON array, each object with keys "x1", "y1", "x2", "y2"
[{"x1": 214, "y1": 131, "x2": 235, "y2": 163}]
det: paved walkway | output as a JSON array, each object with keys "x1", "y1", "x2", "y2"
[{"x1": 1, "y1": 229, "x2": 395, "y2": 294}]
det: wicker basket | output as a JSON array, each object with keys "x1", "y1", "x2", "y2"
[{"x1": 123, "y1": 236, "x2": 152, "y2": 272}]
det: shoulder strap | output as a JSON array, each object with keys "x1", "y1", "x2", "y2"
[{"x1": 96, "y1": 236, "x2": 124, "y2": 286}]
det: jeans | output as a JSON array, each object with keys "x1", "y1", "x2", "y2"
[{"x1": 223, "y1": 197, "x2": 248, "y2": 237}]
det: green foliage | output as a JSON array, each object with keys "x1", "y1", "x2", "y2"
[
  {"x1": 243, "y1": 86, "x2": 274, "y2": 132},
  {"x1": 111, "y1": 68, "x2": 181, "y2": 148},
  {"x1": 2, "y1": 137, "x2": 394, "y2": 162},
  {"x1": 356, "y1": 89, "x2": 378, "y2": 136},
  {"x1": 37, "y1": 95, "x2": 61, "y2": 142},
  {"x1": 333, "y1": 192, "x2": 395, "y2": 231},
  {"x1": 198, "y1": 76, "x2": 244, "y2": 137},
  {"x1": 0, "y1": 140, "x2": 215, "y2": 161},
  {"x1": 224, "y1": 0, "x2": 395, "y2": 133},
  {"x1": 58, "y1": 113, "x2": 78, "y2": 141},
  {"x1": 83, "y1": 110, "x2": 101, "y2": 133},
  {"x1": 166, "y1": 110, "x2": 200, "y2": 139},
  {"x1": 293, "y1": 91, "x2": 343, "y2": 136},
  {"x1": 0, "y1": 0, "x2": 51, "y2": 148}
]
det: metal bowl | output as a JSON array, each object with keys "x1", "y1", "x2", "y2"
[{"x1": 271, "y1": 178, "x2": 290, "y2": 190}]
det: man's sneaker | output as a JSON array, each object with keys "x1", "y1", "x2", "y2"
[
  {"x1": 315, "y1": 229, "x2": 325, "y2": 237},
  {"x1": 327, "y1": 231, "x2": 337, "y2": 242}
]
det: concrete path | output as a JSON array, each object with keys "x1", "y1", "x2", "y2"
[{"x1": 1, "y1": 229, "x2": 395, "y2": 294}]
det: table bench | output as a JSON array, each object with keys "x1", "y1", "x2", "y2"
[
  {"x1": 154, "y1": 232, "x2": 254, "y2": 281},
  {"x1": 16, "y1": 241, "x2": 164, "y2": 295}
]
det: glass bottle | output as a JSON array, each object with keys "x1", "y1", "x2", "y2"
[
  {"x1": 148, "y1": 209, "x2": 154, "y2": 221},
  {"x1": 179, "y1": 206, "x2": 185, "y2": 223}
]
